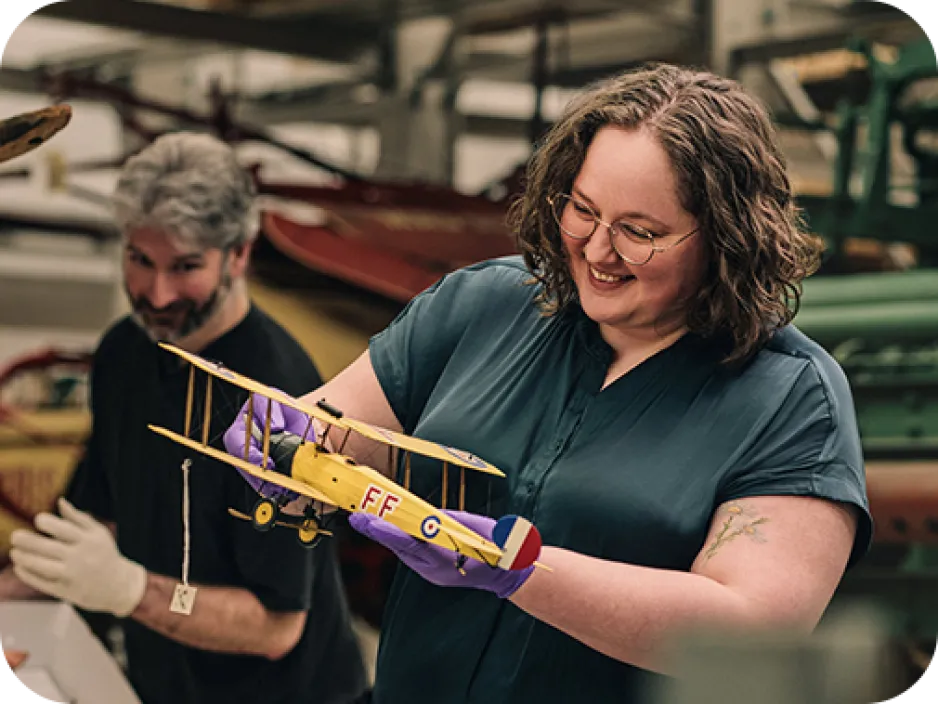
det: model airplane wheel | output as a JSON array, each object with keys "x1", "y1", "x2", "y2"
[
  {"x1": 251, "y1": 498, "x2": 278, "y2": 532},
  {"x1": 297, "y1": 517, "x2": 322, "y2": 549}
]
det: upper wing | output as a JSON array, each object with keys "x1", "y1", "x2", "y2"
[
  {"x1": 148, "y1": 424, "x2": 335, "y2": 505},
  {"x1": 159, "y1": 342, "x2": 505, "y2": 477},
  {"x1": 340, "y1": 417, "x2": 505, "y2": 477},
  {"x1": 158, "y1": 342, "x2": 349, "y2": 431}
]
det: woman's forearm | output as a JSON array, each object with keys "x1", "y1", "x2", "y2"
[{"x1": 509, "y1": 546, "x2": 770, "y2": 674}]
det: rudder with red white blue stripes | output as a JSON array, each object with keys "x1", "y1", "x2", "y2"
[{"x1": 493, "y1": 515, "x2": 542, "y2": 570}]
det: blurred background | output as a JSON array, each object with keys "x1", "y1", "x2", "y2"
[{"x1": 0, "y1": 1, "x2": 935, "y2": 700}]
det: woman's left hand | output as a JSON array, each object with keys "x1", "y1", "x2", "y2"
[{"x1": 348, "y1": 510, "x2": 533, "y2": 599}]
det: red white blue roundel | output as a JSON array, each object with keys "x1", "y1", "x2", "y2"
[
  {"x1": 493, "y1": 515, "x2": 542, "y2": 570},
  {"x1": 421, "y1": 515, "x2": 441, "y2": 539}
]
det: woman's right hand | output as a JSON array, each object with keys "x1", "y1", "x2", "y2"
[{"x1": 223, "y1": 392, "x2": 316, "y2": 496}]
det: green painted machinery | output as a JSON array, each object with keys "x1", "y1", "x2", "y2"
[
  {"x1": 796, "y1": 36, "x2": 938, "y2": 267},
  {"x1": 788, "y1": 36, "x2": 938, "y2": 644}
]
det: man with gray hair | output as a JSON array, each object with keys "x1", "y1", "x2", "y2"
[{"x1": 1, "y1": 132, "x2": 368, "y2": 704}]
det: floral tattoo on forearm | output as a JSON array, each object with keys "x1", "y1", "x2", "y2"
[{"x1": 703, "y1": 503, "x2": 769, "y2": 561}]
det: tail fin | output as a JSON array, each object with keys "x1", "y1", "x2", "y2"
[{"x1": 493, "y1": 515, "x2": 542, "y2": 570}]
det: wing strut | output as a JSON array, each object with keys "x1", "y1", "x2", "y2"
[
  {"x1": 243, "y1": 392, "x2": 253, "y2": 460},
  {"x1": 441, "y1": 461, "x2": 448, "y2": 509},
  {"x1": 459, "y1": 467, "x2": 466, "y2": 511},
  {"x1": 184, "y1": 364, "x2": 195, "y2": 437},
  {"x1": 262, "y1": 397, "x2": 272, "y2": 469},
  {"x1": 201, "y1": 373, "x2": 213, "y2": 445},
  {"x1": 336, "y1": 427, "x2": 352, "y2": 454},
  {"x1": 404, "y1": 452, "x2": 411, "y2": 491}
]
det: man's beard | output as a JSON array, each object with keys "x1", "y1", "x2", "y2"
[{"x1": 128, "y1": 273, "x2": 231, "y2": 343}]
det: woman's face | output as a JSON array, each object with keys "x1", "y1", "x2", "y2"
[{"x1": 560, "y1": 125, "x2": 707, "y2": 341}]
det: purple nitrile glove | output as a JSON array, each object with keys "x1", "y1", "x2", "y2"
[
  {"x1": 348, "y1": 509, "x2": 534, "y2": 599},
  {"x1": 223, "y1": 391, "x2": 315, "y2": 501}
]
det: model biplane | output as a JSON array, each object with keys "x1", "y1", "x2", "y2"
[{"x1": 147, "y1": 342, "x2": 544, "y2": 573}]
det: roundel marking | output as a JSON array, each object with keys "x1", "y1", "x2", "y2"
[
  {"x1": 442, "y1": 445, "x2": 488, "y2": 469},
  {"x1": 421, "y1": 515, "x2": 441, "y2": 539}
]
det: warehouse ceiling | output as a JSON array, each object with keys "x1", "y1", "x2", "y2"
[
  {"x1": 20, "y1": 0, "x2": 917, "y2": 109},
  {"x1": 23, "y1": 0, "x2": 706, "y2": 82},
  {"x1": 0, "y1": 0, "x2": 930, "y2": 186}
]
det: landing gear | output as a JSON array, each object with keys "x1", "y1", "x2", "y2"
[
  {"x1": 297, "y1": 515, "x2": 323, "y2": 549},
  {"x1": 251, "y1": 498, "x2": 278, "y2": 532},
  {"x1": 239, "y1": 497, "x2": 332, "y2": 547}
]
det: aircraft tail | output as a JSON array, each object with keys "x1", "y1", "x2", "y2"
[{"x1": 493, "y1": 515, "x2": 542, "y2": 570}]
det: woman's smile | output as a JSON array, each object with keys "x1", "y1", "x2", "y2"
[{"x1": 586, "y1": 263, "x2": 635, "y2": 290}]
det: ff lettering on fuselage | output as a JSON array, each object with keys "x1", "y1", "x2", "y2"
[{"x1": 360, "y1": 484, "x2": 401, "y2": 518}]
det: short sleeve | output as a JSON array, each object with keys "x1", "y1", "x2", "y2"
[
  {"x1": 718, "y1": 361, "x2": 872, "y2": 568},
  {"x1": 64, "y1": 349, "x2": 115, "y2": 522},
  {"x1": 369, "y1": 263, "x2": 507, "y2": 433}
]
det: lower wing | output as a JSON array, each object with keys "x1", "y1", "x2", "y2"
[
  {"x1": 148, "y1": 425, "x2": 335, "y2": 506},
  {"x1": 437, "y1": 522, "x2": 502, "y2": 565}
]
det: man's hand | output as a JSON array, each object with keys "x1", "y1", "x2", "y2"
[
  {"x1": 9, "y1": 498, "x2": 147, "y2": 617},
  {"x1": 348, "y1": 510, "x2": 533, "y2": 599}
]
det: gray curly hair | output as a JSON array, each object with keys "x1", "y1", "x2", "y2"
[{"x1": 112, "y1": 132, "x2": 259, "y2": 250}]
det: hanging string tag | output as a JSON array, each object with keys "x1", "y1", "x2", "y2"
[{"x1": 170, "y1": 458, "x2": 198, "y2": 615}]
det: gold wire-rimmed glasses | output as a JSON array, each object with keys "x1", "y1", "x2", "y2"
[{"x1": 548, "y1": 193, "x2": 699, "y2": 266}]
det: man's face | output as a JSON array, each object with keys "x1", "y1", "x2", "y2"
[{"x1": 123, "y1": 227, "x2": 234, "y2": 343}]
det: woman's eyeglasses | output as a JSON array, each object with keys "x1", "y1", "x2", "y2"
[{"x1": 548, "y1": 193, "x2": 698, "y2": 266}]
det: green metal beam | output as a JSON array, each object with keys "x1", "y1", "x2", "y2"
[
  {"x1": 802, "y1": 270, "x2": 938, "y2": 307},
  {"x1": 794, "y1": 300, "x2": 938, "y2": 345}
]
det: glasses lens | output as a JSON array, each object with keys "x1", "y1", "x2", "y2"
[
  {"x1": 611, "y1": 222, "x2": 655, "y2": 265},
  {"x1": 551, "y1": 194, "x2": 596, "y2": 240}
]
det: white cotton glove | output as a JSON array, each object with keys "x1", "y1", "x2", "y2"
[{"x1": 9, "y1": 498, "x2": 147, "y2": 617}]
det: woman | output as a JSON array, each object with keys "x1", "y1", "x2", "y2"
[{"x1": 227, "y1": 63, "x2": 870, "y2": 703}]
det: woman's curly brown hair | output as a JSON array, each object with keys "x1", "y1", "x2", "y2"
[{"x1": 508, "y1": 62, "x2": 823, "y2": 366}]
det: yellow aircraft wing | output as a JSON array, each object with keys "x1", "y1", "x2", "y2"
[
  {"x1": 158, "y1": 342, "x2": 504, "y2": 477},
  {"x1": 340, "y1": 417, "x2": 505, "y2": 477},
  {"x1": 158, "y1": 342, "x2": 350, "y2": 431},
  {"x1": 148, "y1": 424, "x2": 335, "y2": 506},
  {"x1": 436, "y1": 521, "x2": 501, "y2": 563}
]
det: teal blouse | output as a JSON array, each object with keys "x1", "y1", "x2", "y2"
[{"x1": 368, "y1": 256, "x2": 871, "y2": 704}]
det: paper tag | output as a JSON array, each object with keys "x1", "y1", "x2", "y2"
[{"x1": 170, "y1": 584, "x2": 198, "y2": 615}]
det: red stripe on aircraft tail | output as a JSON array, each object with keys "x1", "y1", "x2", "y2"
[{"x1": 494, "y1": 515, "x2": 542, "y2": 570}]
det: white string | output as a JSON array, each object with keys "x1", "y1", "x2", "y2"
[{"x1": 181, "y1": 458, "x2": 191, "y2": 585}]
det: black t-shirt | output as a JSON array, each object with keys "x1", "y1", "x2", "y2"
[{"x1": 67, "y1": 306, "x2": 367, "y2": 704}]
